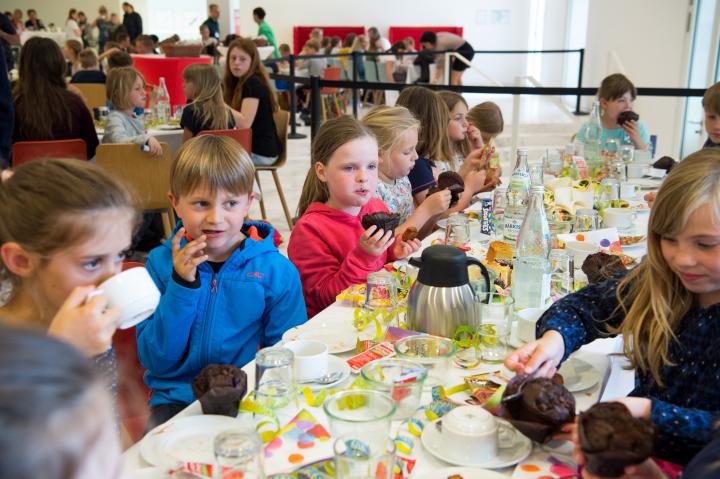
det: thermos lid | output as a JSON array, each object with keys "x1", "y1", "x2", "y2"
[{"x1": 413, "y1": 245, "x2": 470, "y2": 287}]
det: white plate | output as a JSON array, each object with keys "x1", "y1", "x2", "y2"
[
  {"x1": 628, "y1": 178, "x2": 662, "y2": 190},
  {"x1": 415, "y1": 467, "x2": 507, "y2": 479},
  {"x1": 306, "y1": 355, "x2": 351, "y2": 390},
  {"x1": 421, "y1": 418, "x2": 532, "y2": 469},
  {"x1": 140, "y1": 415, "x2": 250, "y2": 467},
  {"x1": 122, "y1": 467, "x2": 166, "y2": 479},
  {"x1": 559, "y1": 357, "x2": 601, "y2": 392},
  {"x1": 156, "y1": 124, "x2": 182, "y2": 130},
  {"x1": 282, "y1": 323, "x2": 358, "y2": 354}
]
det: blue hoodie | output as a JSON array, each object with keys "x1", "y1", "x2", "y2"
[{"x1": 136, "y1": 221, "x2": 307, "y2": 407}]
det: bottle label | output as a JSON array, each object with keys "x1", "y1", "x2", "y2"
[
  {"x1": 503, "y1": 215, "x2": 524, "y2": 242},
  {"x1": 509, "y1": 170, "x2": 530, "y2": 191}
]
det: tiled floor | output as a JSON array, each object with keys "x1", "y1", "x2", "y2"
[{"x1": 250, "y1": 95, "x2": 583, "y2": 246}]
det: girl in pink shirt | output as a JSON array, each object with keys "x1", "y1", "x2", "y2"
[{"x1": 288, "y1": 116, "x2": 421, "y2": 318}]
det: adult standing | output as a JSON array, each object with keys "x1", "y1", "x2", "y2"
[
  {"x1": 65, "y1": 9, "x2": 82, "y2": 42},
  {"x1": 93, "y1": 6, "x2": 111, "y2": 53},
  {"x1": 252, "y1": 7, "x2": 278, "y2": 58},
  {"x1": 122, "y1": 2, "x2": 142, "y2": 43},
  {"x1": 0, "y1": 12, "x2": 19, "y2": 72},
  {"x1": 24, "y1": 9, "x2": 44, "y2": 31},
  {"x1": 420, "y1": 30, "x2": 474, "y2": 86},
  {"x1": 108, "y1": 13, "x2": 127, "y2": 42},
  {"x1": 201, "y1": 4, "x2": 220, "y2": 41},
  {"x1": 0, "y1": 55, "x2": 12, "y2": 167}
]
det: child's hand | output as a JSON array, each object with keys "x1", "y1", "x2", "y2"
[
  {"x1": 172, "y1": 227, "x2": 208, "y2": 282},
  {"x1": 358, "y1": 226, "x2": 394, "y2": 257},
  {"x1": 423, "y1": 188, "x2": 452, "y2": 215},
  {"x1": 467, "y1": 124, "x2": 484, "y2": 150},
  {"x1": 147, "y1": 136, "x2": 163, "y2": 156},
  {"x1": 47, "y1": 285, "x2": 120, "y2": 357},
  {"x1": 393, "y1": 237, "x2": 421, "y2": 259},
  {"x1": 644, "y1": 191, "x2": 656, "y2": 207},
  {"x1": 622, "y1": 120, "x2": 645, "y2": 149},
  {"x1": 504, "y1": 330, "x2": 565, "y2": 377},
  {"x1": 464, "y1": 168, "x2": 488, "y2": 195}
]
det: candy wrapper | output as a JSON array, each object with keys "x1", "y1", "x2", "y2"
[{"x1": 336, "y1": 284, "x2": 367, "y2": 307}]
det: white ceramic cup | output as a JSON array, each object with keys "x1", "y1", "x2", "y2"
[
  {"x1": 565, "y1": 241, "x2": 600, "y2": 267},
  {"x1": 620, "y1": 182, "x2": 640, "y2": 200},
  {"x1": 626, "y1": 163, "x2": 647, "y2": 179},
  {"x1": 517, "y1": 307, "x2": 547, "y2": 343},
  {"x1": 603, "y1": 207, "x2": 637, "y2": 230},
  {"x1": 441, "y1": 405, "x2": 515, "y2": 462},
  {"x1": 283, "y1": 339, "x2": 329, "y2": 382},
  {"x1": 90, "y1": 267, "x2": 161, "y2": 329}
]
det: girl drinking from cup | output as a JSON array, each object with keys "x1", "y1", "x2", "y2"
[
  {"x1": 0, "y1": 159, "x2": 138, "y2": 386},
  {"x1": 505, "y1": 148, "x2": 720, "y2": 465},
  {"x1": 289, "y1": 115, "x2": 421, "y2": 318},
  {"x1": 180, "y1": 63, "x2": 236, "y2": 141},
  {"x1": 361, "y1": 105, "x2": 451, "y2": 239},
  {"x1": 103, "y1": 66, "x2": 163, "y2": 155}
]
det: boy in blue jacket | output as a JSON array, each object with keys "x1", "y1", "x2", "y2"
[{"x1": 137, "y1": 135, "x2": 307, "y2": 428}]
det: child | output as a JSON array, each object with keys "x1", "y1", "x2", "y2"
[
  {"x1": 63, "y1": 38, "x2": 82, "y2": 76},
  {"x1": 180, "y1": 63, "x2": 236, "y2": 140},
  {"x1": 0, "y1": 158, "x2": 138, "y2": 381},
  {"x1": 134, "y1": 34, "x2": 155, "y2": 54},
  {"x1": 399, "y1": 86, "x2": 487, "y2": 211},
  {"x1": 576, "y1": 73, "x2": 650, "y2": 150},
  {"x1": 288, "y1": 115, "x2": 421, "y2": 318},
  {"x1": 0, "y1": 326, "x2": 121, "y2": 479},
  {"x1": 223, "y1": 37, "x2": 281, "y2": 166},
  {"x1": 505, "y1": 148, "x2": 720, "y2": 465},
  {"x1": 136, "y1": 135, "x2": 306, "y2": 428},
  {"x1": 703, "y1": 81, "x2": 720, "y2": 149},
  {"x1": 467, "y1": 100, "x2": 504, "y2": 145},
  {"x1": 70, "y1": 47, "x2": 107, "y2": 84},
  {"x1": 103, "y1": 67, "x2": 163, "y2": 155},
  {"x1": 362, "y1": 105, "x2": 451, "y2": 237}
]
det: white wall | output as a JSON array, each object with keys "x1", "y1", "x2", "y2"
[{"x1": 0, "y1": 1, "x2": 125, "y2": 30}]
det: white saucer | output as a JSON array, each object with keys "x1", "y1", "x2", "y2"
[
  {"x1": 421, "y1": 418, "x2": 532, "y2": 469},
  {"x1": 306, "y1": 355, "x2": 351, "y2": 390},
  {"x1": 559, "y1": 357, "x2": 601, "y2": 392},
  {"x1": 156, "y1": 124, "x2": 182, "y2": 130},
  {"x1": 123, "y1": 467, "x2": 166, "y2": 479},
  {"x1": 415, "y1": 467, "x2": 507, "y2": 479},
  {"x1": 628, "y1": 178, "x2": 662, "y2": 190}
]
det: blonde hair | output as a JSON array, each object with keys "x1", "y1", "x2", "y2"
[
  {"x1": 64, "y1": 39, "x2": 81, "y2": 58},
  {"x1": 171, "y1": 135, "x2": 255, "y2": 199},
  {"x1": 223, "y1": 37, "x2": 278, "y2": 113},
  {"x1": 78, "y1": 48, "x2": 98, "y2": 69},
  {"x1": 361, "y1": 105, "x2": 419, "y2": 158},
  {"x1": 0, "y1": 159, "x2": 138, "y2": 299},
  {"x1": 438, "y1": 90, "x2": 471, "y2": 158},
  {"x1": 183, "y1": 64, "x2": 231, "y2": 133},
  {"x1": 467, "y1": 101, "x2": 504, "y2": 137},
  {"x1": 396, "y1": 86, "x2": 454, "y2": 167},
  {"x1": 106, "y1": 67, "x2": 144, "y2": 111},
  {"x1": 703, "y1": 81, "x2": 720, "y2": 116},
  {"x1": 297, "y1": 115, "x2": 376, "y2": 217},
  {"x1": 614, "y1": 149, "x2": 720, "y2": 386}
]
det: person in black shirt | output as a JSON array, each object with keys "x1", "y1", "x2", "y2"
[
  {"x1": 201, "y1": 4, "x2": 220, "y2": 41},
  {"x1": 180, "y1": 63, "x2": 235, "y2": 139},
  {"x1": 121, "y1": 2, "x2": 142, "y2": 42},
  {"x1": 71, "y1": 48, "x2": 107, "y2": 84},
  {"x1": 24, "y1": 9, "x2": 45, "y2": 31},
  {"x1": 0, "y1": 13, "x2": 18, "y2": 71}
]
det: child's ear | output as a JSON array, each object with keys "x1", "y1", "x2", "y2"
[
  {"x1": 314, "y1": 162, "x2": 328, "y2": 183},
  {"x1": 167, "y1": 191, "x2": 182, "y2": 218},
  {"x1": 0, "y1": 243, "x2": 38, "y2": 278}
]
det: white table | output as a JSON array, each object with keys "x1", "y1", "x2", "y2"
[
  {"x1": 20, "y1": 30, "x2": 67, "y2": 45},
  {"x1": 97, "y1": 127, "x2": 184, "y2": 155}
]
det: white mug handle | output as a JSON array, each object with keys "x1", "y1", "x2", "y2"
[
  {"x1": 84, "y1": 289, "x2": 105, "y2": 303},
  {"x1": 497, "y1": 422, "x2": 517, "y2": 448}
]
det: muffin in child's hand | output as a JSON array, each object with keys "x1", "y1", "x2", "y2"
[
  {"x1": 361, "y1": 212, "x2": 401, "y2": 234},
  {"x1": 501, "y1": 375, "x2": 575, "y2": 443},
  {"x1": 192, "y1": 364, "x2": 248, "y2": 417},
  {"x1": 579, "y1": 402, "x2": 656, "y2": 478},
  {"x1": 617, "y1": 110, "x2": 639, "y2": 126},
  {"x1": 428, "y1": 171, "x2": 465, "y2": 207}
]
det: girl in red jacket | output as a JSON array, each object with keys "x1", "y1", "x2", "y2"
[{"x1": 288, "y1": 115, "x2": 421, "y2": 318}]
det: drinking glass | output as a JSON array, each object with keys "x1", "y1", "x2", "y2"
[
  {"x1": 394, "y1": 335, "x2": 456, "y2": 389},
  {"x1": 609, "y1": 161, "x2": 627, "y2": 182},
  {"x1": 445, "y1": 214, "x2": 470, "y2": 247},
  {"x1": 364, "y1": 271, "x2": 398, "y2": 311},
  {"x1": 574, "y1": 208, "x2": 601, "y2": 232},
  {"x1": 214, "y1": 429, "x2": 265, "y2": 479},
  {"x1": 172, "y1": 104, "x2": 184, "y2": 121},
  {"x1": 543, "y1": 148, "x2": 563, "y2": 177},
  {"x1": 474, "y1": 293, "x2": 514, "y2": 363},
  {"x1": 549, "y1": 249, "x2": 574, "y2": 298},
  {"x1": 619, "y1": 144, "x2": 635, "y2": 163},
  {"x1": 323, "y1": 390, "x2": 396, "y2": 438},
  {"x1": 254, "y1": 347, "x2": 294, "y2": 409},
  {"x1": 599, "y1": 178, "x2": 621, "y2": 209},
  {"x1": 333, "y1": 433, "x2": 396, "y2": 479},
  {"x1": 604, "y1": 138, "x2": 619, "y2": 161},
  {"x1": 529, "y1": 162, "x2": 544, "y2": 186}
]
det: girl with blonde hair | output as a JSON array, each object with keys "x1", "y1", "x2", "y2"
[
  {"x1": 506, "y1": 148, "x2": 720, "y2": 465},
  {"x1": 361, "y1": 105, "x2": 450, "y2": 238},
  {"x1": 181, "y1": 63, "x2": 236, "y2": 140},
  {"x1": 289, "y1": 115, "x2": 421, "y2": 317}
]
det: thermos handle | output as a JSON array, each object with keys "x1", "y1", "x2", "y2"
[
  {"x1": 408, "y1": 256, "x2": 422, "y2": 268},
  {"x1": 466, "y1": 258, "x2": 491, "y2": 303}
]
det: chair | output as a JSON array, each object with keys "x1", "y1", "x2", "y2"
[
  {"x1": 114, "y1": 260, "x2": 151, "y2": 443},
  {"x1": 11, "y1": 139, "x2": 88, "y2": 167},
  {"x1": 320, "y1": 67, "x2": 346, "y2": 121},
  {"x1": 255, "y1": 110, "x2": 294, "y2": 230},
  {"x1": 95, "y1": 142, "x2": 176, "y2": 239},
  {"x1": 198, "y1": 128, "x2": 252, "y2": 157},
  {"x1": 73, "y1": 83, "x2": 107, "y2": 111}
]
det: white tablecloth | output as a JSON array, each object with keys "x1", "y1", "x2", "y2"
[
  {"x1": 20, "y1": 30, "x2": 66, "y2": 45},
  {"x1": 97, "y1": 127, "x2": 184, "y2": 155}
]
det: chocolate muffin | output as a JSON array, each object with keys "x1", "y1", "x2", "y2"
[
  {"x1": 192, "y1": 364, "x2": 248, "y2": 417},
  {"x1": 617, "y1": 111, "x2": 639, "y2": 126},
  {"x1": 579, "y1": 402, "x2": 656, "y2": 478},
  {"x1": 428, "y1": 171, "x2": 465, "y2": 207},
  {"x1": 501, "y1": 375, "x2": 576, "y2": 443},
  {"x1": 361, "y1": 212, "x2": 401, "y2": 233},
  {"x1": 581, "y1": 252, "x2": 626, "y2": 284}
]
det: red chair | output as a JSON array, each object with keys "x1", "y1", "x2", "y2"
[
  {"x1": 198, "y1": 128, "x2": 252, "y2": 156},
  {"x1": 11, "y1": 139, "x2": 87, "y2": 167},
  {"x1": 113, "y1": 261, "x2": 151, "y2": 443}
]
